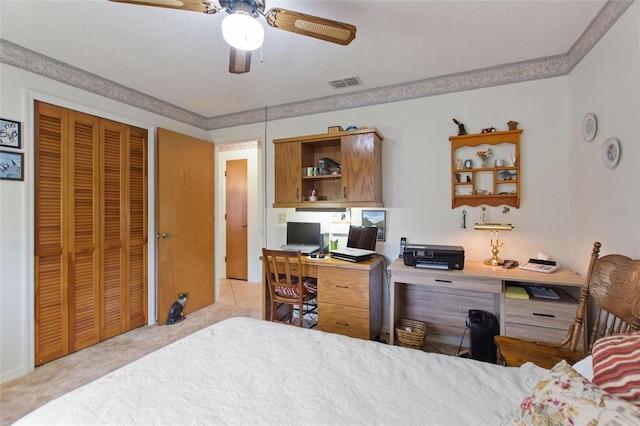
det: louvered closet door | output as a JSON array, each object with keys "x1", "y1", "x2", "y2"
[
  {"x1": 34, "y1": 101, "x2": 148, "y2": 365},
  {"x1": 100, "y1": 119, "x2": 127, "y2": 339},
  {"x1": 34, "y1": 102, "x2": 69, "y2": 365},
  {"x1": 126, "y1": 126, "x2": 148, "y2": 328},
  {"x1": 68, "y1": 111, "x2": 101, "y2": 352}
]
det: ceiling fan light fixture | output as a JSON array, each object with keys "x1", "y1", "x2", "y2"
[{"x1": 221, "y1": 13, "x2": 264, "y2": 51}]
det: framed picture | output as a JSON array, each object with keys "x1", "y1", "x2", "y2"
[
  {"x1": 0, "y1": 118, "x2": 21, "y2": 149},
  {"x1": 362, "y1": 210, "x2": 386, "y2": 241},
  {"x1": 0, "y1": 150, "x2": 24, "y2": 181}
]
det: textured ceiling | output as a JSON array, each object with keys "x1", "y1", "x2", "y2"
[{"x1": 0, "y1": 0, "x2": 621, "y2": 129}]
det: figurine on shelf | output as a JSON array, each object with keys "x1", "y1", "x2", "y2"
[
  {"x1": 452, "y1": 118, "x2": 467, "y2": 135},
  {"x1": 500, "y1": 170, "x2": 516, "y2": 180}
]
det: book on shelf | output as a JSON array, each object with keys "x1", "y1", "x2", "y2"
[
  {"x1": 506, "y1": 286, "x2": 529, "y2": 300},
  {"x1": 527, "y1": 286, "x2": 560, "y2": 299}
]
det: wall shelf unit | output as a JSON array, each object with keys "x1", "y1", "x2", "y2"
[{"x1": 450, "y1": 129, "x2": 522, "y2": 208}]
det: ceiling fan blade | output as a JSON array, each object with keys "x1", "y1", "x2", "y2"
[
  {"x1": 108, "y1": 0, "x2": 216, "y2": 13},
  {"x1": 229, "y1": 48, "x2": 251, "y2": 74},
  {"x1": 264, "y1": 8, "x2": 356, "y2": 46}
]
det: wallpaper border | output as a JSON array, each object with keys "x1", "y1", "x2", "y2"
[{"x1": 0, "y1": 0, "x2": 632, "y2": 131}]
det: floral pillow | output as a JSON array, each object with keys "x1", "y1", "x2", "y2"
[
  {"x1": 592, "y1": 332, "x2": 640, "y2": 406},
  {"x1": 507, "y1": 360, "x2": 640, "y2": 425}
]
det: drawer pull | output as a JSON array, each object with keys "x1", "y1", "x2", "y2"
[
  {"x1": 435, "y1": 279, "x2": 452, "y2": 284},
  {"x1": 336, "y1": 321, "x2": 349, "y2": 326},
  {"x1": 532, "y1": 313, "x2": 555, "y2": 318}
]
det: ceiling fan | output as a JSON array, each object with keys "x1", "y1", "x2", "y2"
[{"x1": 109, "y1": 0, "x2": 357, "y2": 74}]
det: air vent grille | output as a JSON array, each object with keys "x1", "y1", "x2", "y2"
[{"x1": 329, "y1": 76, "x2": 362, "y2": 89}]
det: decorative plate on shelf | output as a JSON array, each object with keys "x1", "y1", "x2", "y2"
[
  {"x1": 601, "y1": 137, "x2": 620, "y2": 169},
  {"x1": 582, "y1": 113, "x2": 597, "y2": 141}
]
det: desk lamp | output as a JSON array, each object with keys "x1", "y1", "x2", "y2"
[{"x1": 474, "y1": 223, "x2": 513, "y2": 266}]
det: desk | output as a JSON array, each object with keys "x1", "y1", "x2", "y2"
[
  {"x1": 262, "y1": 254, "x2": 384, "y2": 340},
  {"x1": 389, "y1": 259, "x2": 585, "y2": 349}
]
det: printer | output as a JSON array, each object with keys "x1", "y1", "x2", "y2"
[{"x1": 403, "y1": 244, "x2": 465, "y2": 270}]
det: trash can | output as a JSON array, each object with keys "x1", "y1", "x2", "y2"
[{"x1": 468, "y1": 310, "x2": 499, "y2": 363}]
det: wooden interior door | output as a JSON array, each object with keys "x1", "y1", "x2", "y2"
[
  {"x1": 126, "y1": 126, "x2": 148, "y2": 329},
  {"x1": 157, "y1": 128, "x2": 215, "y2": 322},
  {"x1": 100, "y1": 119, "x2": 127, "y2": 340},
  {"x1": 67, "y1": 111, "x2": 101, "y2": 352},
  {"x1": 34, "y1": 102, "x2": 69, "y2": 365},
  {"x1": 225, "y1": 159, "x2": 248, "y2": 280}
]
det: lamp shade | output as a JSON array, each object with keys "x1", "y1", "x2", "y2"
[{"x1": 221, "y1": 13, "x2": 264, "y2": 51}]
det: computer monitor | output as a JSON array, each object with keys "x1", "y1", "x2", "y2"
[
  {"x1": 286, "y1": 222, "x2": 321, "y2": 245},
  {"x1": 346, "y1": 225, "x2": 378, "y2": 251}
]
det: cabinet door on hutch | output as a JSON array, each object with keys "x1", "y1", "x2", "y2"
[
  {"x1": 340, "y1": 132, "x2": 382, "y2": 203},
  {"x1": 274, "y1": 141, "x2": 302, "y2": 204}
]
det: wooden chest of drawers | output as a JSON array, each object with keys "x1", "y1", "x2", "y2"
[
  {"x1": 317, "y1": 260, "x2": 383, "y2": 340},
  {"x1": 504, "y1": 289, "x2": 584, "y2": 351}
]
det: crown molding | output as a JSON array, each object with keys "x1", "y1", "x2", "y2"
[{"x1": 0, "y1": 0, "x2": 632, "y2": 131}]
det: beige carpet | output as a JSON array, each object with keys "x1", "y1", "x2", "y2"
[
  {"x1": 0, "y1": 280, "x2": 262, "y2": 426},
  {"x1": 1, "y1": 280, "x2": 464, "y2": 425}
]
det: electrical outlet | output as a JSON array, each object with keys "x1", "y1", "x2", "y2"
[{"x1": 277, "y1": 213, "x2": 287, "y2": 224}]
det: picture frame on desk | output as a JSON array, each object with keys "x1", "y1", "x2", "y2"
[{"x1": 362, "y1": 210, "x2": 386, "y2": 241}]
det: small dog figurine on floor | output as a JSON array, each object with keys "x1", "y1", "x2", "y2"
[{"x1": 165, "y1": 293, "x2": 188, "y2": 325}]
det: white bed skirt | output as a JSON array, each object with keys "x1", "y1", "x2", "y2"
[{"x1": 16, "y1": 317, "x2": 546, "y2": 425}]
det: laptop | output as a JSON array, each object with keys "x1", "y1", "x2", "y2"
[
  {"x1": 330, "y1": 247, "x2": 375, "y2": 262},
  {"x1": 280, "y1": 222, "x2": 321, "y2": 255},
  {"x1": 330, "y1": 225, "x2": 377, "y2": 262}
]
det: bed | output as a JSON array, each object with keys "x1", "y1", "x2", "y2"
[{"x1": 15, "y1": 317, "x2": 640, "y2": 425}]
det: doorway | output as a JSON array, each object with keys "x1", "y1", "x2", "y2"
[{"x1": 215, "y1": 141, "x2": 263, "y2": 292}]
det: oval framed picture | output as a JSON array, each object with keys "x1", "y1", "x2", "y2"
[
  {"x1": 601, "y1": 137, "x2": 620, "y2": 169},
  {"x1": 582, "y1": 113, "x2": 597, "y2": 142}
]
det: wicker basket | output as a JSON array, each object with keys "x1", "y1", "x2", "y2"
[{"x1": 395, "y1": 319, "x2": 427, "y2": 349}]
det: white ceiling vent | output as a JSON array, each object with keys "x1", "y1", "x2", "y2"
[{"x1": 328, "y1": 76, "x2": 363, "y2": 89}]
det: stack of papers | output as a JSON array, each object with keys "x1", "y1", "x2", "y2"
[
  {"x1": 506, "y1": 286, "x2": 529, "y2": 300},
  {"x1": 528, "y1": 286, "x2": 559, "y2": 299}
]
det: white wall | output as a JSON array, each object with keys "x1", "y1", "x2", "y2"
[
  {"x1": 212, "y1": 78, "x2": 573, "y2": 269},
  {"x1": 0, "y1": 64, "x2": 208, "y2": 382},
  {"x1": 568, "y1": 1, "x2": 640, "y2": 271}
]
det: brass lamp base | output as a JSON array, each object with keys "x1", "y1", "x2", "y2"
[{"x1": 484, "y1": 257, "x2": 504, "y2": 266}]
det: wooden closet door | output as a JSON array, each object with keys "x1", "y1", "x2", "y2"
[
  {"x1": 34, "y1": 102, "x2": 148, "y2": 365},
  {"x1": 34, "y1": 102, "x2": 69, "y2": 365},
  {"x1": 126, "y1": 126, "x2": 148, "y2": 329},
  {"x1": 100, "y1": 119, "x2": 127, "y2": 339},
  {"x1": 67, "y1": 111, "x2": 101, "y2": 352}
]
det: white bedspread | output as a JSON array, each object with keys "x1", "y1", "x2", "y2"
[{"x1": 16, "y1": 317, "x2": 545, "y2": 425}]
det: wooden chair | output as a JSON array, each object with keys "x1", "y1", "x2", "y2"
[
  {"x1": 495, "y1": 242, "x2": 640, "y2": 369},
  {"x1": 262, "y1": 248, "x2": 318, "y2": 328}
]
